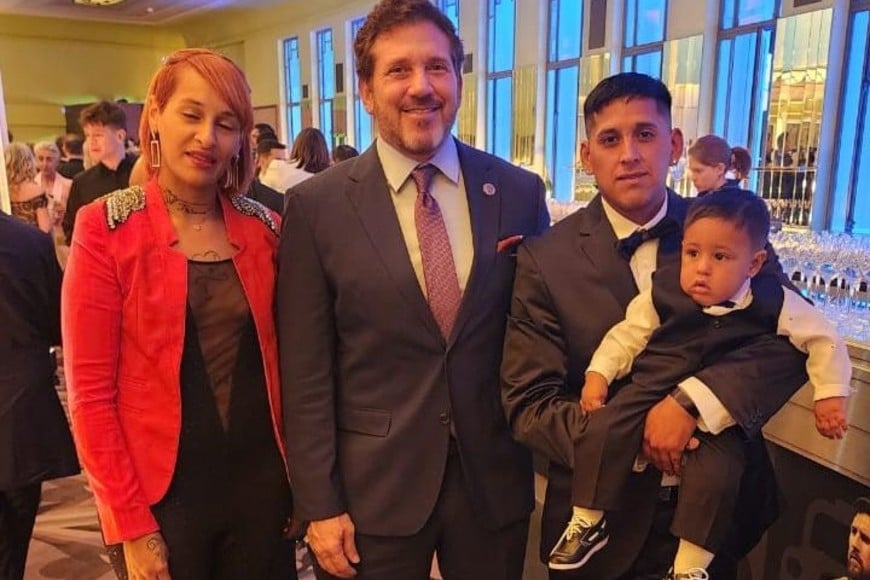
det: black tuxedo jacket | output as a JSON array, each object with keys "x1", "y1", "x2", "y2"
[
  {"x1": 501, "y1": 191, "x2": 808, "y2": 578},
  {"x1": 278, "y1": 139, "x2": 549, "y2": 536},
  {"x1": 0, "y1": 213, "x2": 79, "y2": 490}
]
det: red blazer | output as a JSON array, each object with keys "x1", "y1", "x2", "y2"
[{"x1": 62, "y1": 178, "x2": 285, "y2": 545}]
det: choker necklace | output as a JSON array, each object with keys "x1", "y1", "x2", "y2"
[{"x1": 163, "y1": 188, "x2": 216, "y2": 231}]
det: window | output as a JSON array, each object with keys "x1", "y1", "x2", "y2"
[
  {"x1": 720, "y1": 0, "x2": 777, "y2": 29},
  {"x1": 622, "y1": 0, "x2": 667, "y2": 78},
  {"x1": 316, "y1": 28, "x2": 336, "y2": 150},
  {"x1": 831, "y1": 4, "x2": 870, "y2": 233},
  {"x1": 350, "y1": 17, "x2": 373, "y2": 151},
  {"x1": 435, "y1": 0, "x2": 460, "y2": 31},
  {"x1": 486, "y1": 0, "x2": 516, "y2": 160},
  {"x1": 283, "y1": 37, "x2": 303, "y2": 145},
  {"x1": 712, "y1": 28, "x2": 774, "y2": 194},
  {"x1": 712, "y1": 0, "x2": 778, "y2": 195},
  {"x1": 545, "y1": 0, "x2": 582, "y2": 201}
]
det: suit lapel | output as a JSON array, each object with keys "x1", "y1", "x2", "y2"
[
  {"x1": 448, "y1": 142, "x2": 499, "y2": 346},
  {"x1": 657, "y1": 190, "x2": 688, "y2": 262},
  {"x1": 345, "y1": 148, "x2": 443, "y2": 340},
  {"x1": 575, "y1": 196, "x2": 638, "y2": 312}
]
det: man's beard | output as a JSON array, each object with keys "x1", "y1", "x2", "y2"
[{"x1": 848, "y1": 554, "x2": 869, "y2": 580}]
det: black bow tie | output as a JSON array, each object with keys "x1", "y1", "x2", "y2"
[
  {"x1": 714, "y1": 300, "x2": 736, "y2": 308},
  {"x1": 617, "y1": 218, "x2": 679, "y2": 260}
]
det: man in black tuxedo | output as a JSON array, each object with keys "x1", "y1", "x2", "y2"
[
  {"x1": 277, "y1": 1, "x2": 548, "y2": 578},
  {"x1": 501, "y1": 73, "x2": 808, "y2": 579}
]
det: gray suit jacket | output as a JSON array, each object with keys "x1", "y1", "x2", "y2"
[{"x1": 278, "y1": 139, "x2": 549, "y2": 536}]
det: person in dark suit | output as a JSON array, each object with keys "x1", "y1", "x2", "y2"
[
  {"x1": 277, "y1": 1, "x2": 548, "y2": 578},
  {"x1": 0, "y1": 213, "x2": 79, "y2": 580},
  {"x1": 62, "y1": 102, "x2": 137, "y2": 244},
  {"x1": 501, "y1": 73, "x2": 809, "y2": 580}
]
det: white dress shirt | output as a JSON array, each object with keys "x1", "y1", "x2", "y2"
[{"x1": 587, "y1": 278, "x2": 853, "y2": 434}]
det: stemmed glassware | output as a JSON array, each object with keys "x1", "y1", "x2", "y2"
[{"x1": 770, "y1": 230, "x2": 870, "y2": 344}]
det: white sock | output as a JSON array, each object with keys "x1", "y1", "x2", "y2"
[
  {"x1": 673, "y1": 539, "x2": 714, "y2": 572},
  {"x1": 570, "y1": 506, "x2": 604, "y2": 525}
]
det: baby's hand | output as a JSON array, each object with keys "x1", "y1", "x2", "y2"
[
  {"x1": 814, "y1": 396, "x2": 848, "y2": 439},
  {"x1": 580, "y1": 372, "x2": 609, "y2": 413}
]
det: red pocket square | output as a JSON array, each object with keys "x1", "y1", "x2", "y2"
[{"x1": 497, "y1": 234, "x2": 525, "y2": 253}]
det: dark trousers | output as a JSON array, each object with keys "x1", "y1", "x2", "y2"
[
  {"x1": 314, "y1": 442, "x2": 530, "y2": 580},
  {"x1": 0, "y1": 482, "x2": 41, "y2": 580},
  {"x1": 109, "y1": 315, "x2": 294, "y2": 579},
  {"x1": 572, "y1": 380, "x2": 746, "y2": 551}
]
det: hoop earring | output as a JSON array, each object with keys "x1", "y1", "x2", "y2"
[
  {"x1": 150, "y1": 132, "x2": 161, "y2": 169},
  {"x1": 224, "y1": 155, "x2": 239, "y2": 190}
]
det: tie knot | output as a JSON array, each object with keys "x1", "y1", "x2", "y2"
[
  {"x1": 411, "y1": 164, "x2": 438, "y2": 195},
  {"x1": 617, "y1": 217, "x2": 678, "y2": 260}
]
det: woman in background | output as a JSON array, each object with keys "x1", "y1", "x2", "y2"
[
  {"x1": 63, "y1": 48, "x2": 293, "y2": 580},
  {"x1": 261, "y1": 127, "x2": 330, "y2": 196},
  {"x1": 687, "y1": 134, "x2": 752, "y2": 196},
  {"x1": 5, "y1": 143, "x2": 52, "y2": 233}
]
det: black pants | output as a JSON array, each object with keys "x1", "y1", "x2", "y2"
[
  {"x1": 109, "y1": 315, "x2": 294, "y2": 580},
  {"x1": 572, "y1": 380, "x2": 746, "y2": 551},
  {"x1": 0, "y1": 482, "x2": 41, "y2": 580},
  {"x1": 314, "y1": 442, "x2": 529, "y2": 580}
]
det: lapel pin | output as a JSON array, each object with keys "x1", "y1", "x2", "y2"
[{"x1": 483, "y1": 183, "x2": 496, "y2": 196}]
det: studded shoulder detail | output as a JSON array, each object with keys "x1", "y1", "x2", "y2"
[
  {"x1": 101, "y1": 186, "x2": 146, "y2": 230},
  {"x1": 229, "y1": 194, "x2": 280, "y2": 236}
]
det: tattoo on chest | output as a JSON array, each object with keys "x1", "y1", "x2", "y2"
[{"x1": 190, "y1": 250, "x2": 223, "y2": 262}]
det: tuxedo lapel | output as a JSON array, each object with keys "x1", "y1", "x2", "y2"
[
  {"x1": 345, "y1": 148, "x2": 443, "y2": 340},
  {"x1": 575, "y1": 196, "x2": 638, "y2": 312},
  {"x1": 657, "y1": 190, "x2": 688, "y2": 262},
  {"x1": 448, "y1": 143, "x2": 499, "y2": 346}
]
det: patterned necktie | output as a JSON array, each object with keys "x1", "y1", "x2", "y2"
[
  {"x1": 412, "y1": 164, "x2": 461, "y2": 339},
  {"x1": 617, "y1": 217, "x2": 679, "y2": 261}
]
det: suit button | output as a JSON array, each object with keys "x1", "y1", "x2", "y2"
[
  {"x1": 439, "y1": 411, "x2": 450, "y2": 425},
  {"x1": 713, "y1": 319, "x2": 721, "y2": 329}
]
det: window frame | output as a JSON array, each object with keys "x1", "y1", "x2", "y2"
[
  {"x1": 544, "y1": 0, "x2": 583, "y2": 201},
  {"x1": 315, "y1": 27, "x2": 336, "y2": 150},
  {"x1": 282, "y1": 36, "x2": 303, "y2": 145}
]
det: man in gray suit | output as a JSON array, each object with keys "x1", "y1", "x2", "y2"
[{"x1": 277, "y1": 1, "x2": 549, "y2": 578}]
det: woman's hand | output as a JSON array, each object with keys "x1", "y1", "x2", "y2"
[{"x1": 123, "y1": 532, "x2": 171, "y2": 580}]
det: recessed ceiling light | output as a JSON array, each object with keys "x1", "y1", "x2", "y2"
[{"x1": 73, "y1": 0, "x2": 127, "y2": 6}]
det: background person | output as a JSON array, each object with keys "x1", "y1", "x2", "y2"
[
  {"x1": 34, "y1": 140, "x2": 72, "y2": 233},
  {"x1": 686, "y1": 134, "x2": 749, "y2": 196},
  {"x1": 0, "y1": 212, "x2": 80, "y2": 580},
  {"x1": 62, "y1": 101, "x2": 137, "y2": 244},
  {"x1": 5, "y1": 143, "x2": 52, "y2": 233},
  {"x1": 63, "y1": 48, "x2": 293, "y2": 580},
  {"x1": 332, "y1": 144, "x2": 360, "y2": 165}
]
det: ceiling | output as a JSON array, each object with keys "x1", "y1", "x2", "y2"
[{"x1": 0, "y1": 0, "x2": 289, "y2": 25}]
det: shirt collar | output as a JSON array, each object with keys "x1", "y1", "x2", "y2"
[
  {"x1": 601, "y1": 192, "x2": 669, "y2": 240},
  {"x1": 376, "y1": 136, "x2": 460, "y2": 193},
  {"x1": 702, "y1": 278, "x2": 753, "y2": 315}
]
